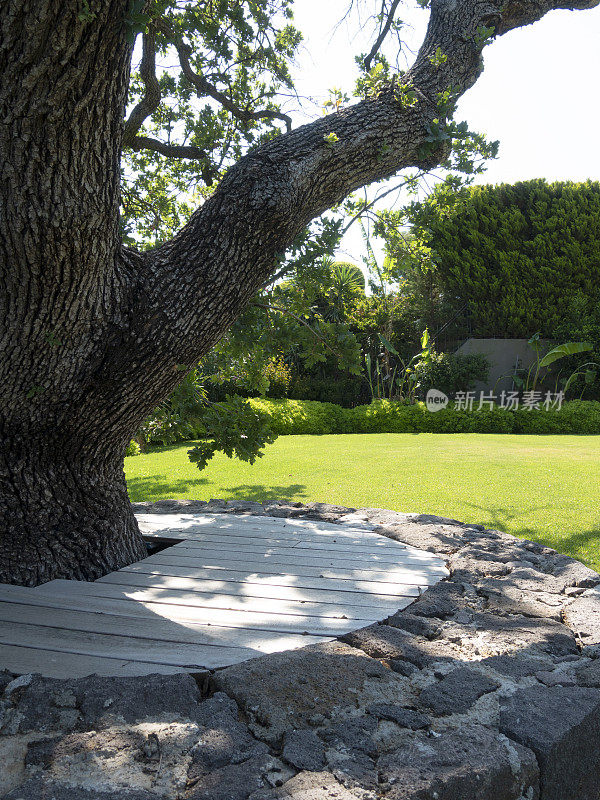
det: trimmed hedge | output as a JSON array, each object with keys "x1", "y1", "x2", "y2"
[
  {"x1": 247, "y1": 398, "x2": 349, "y2": 435},
  {"x1": 247, "y1": 398, "x2": 600, "y2": 435}
]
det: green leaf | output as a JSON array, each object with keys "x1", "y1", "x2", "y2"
[
  {"x1": 378, "y1": 333, "x2": 400, "y2": 358},
  {"x1": 539, "y1": 341, "x2": 593, "y2": 368},
  {"x1": 428, "y1": 47, "x2": 448, "y2": 68}
]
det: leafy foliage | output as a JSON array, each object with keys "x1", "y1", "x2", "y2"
[
  {"x1": 138, "y1": 369, "x2": 278, "y2": 470},
  {"x1": 125, "y1": 440, "x2": 141, "y2": 456},
  {"x1": 122, "y1": 0, "x2": 504, "y2": 468},
  {"x1": 187, "y1": 395, "x2": 277, "y2": 470},
  {"x1": 412, "y1": 351, "x2": 489, "y2": 398},
  {"x1": 121, "y1": 0, "x2": 302, "y2": 247},
  {"x1": 387, "y1": 179, "x2": 600, "y2": 342},
  {"x1": 539, "y1": 341, "x2": 594, "y2": 368}
]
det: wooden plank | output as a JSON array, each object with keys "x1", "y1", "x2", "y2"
[
  {"x1": 0, "y1": 643, "x2": 191, "y2": 679},
  {"x1": 0, "y1": 620, "x2": 257, "y2": 669},
  {"x1": 143, "y1": 529, "x2": 413, "y2": 553},
  {"x1": 139, "y1": 552, "x2": 447, "y2": 583},
  {"x1": 137, "y1": 517, "x2": 378, "y2": 541},
  {"x1": 141, "y1": 524, "x2": 444, "y2": 566},
  {"x1": 138, "y1": 550, "x2": 448, "y2": 586},
  {"x1": 138, "y1": 519, "x2": 438, "y2": 556},
  {"x1": 0, "y1": 585, "x2": 336, "y2": 636},
  {"x1": 161, "y1": 530, "x2": 426, "y2": 553},
  {"x1": 0, "y1": 602, "x2": 326, "y2": 654},
  {"x1": 96, "y1": 571, "x2": 413, "y2": 609},
  {"x1": 36, "y1": 581, "x2": 388, "y2": 634},
  {"x1": 175, "y1": 538, "x2": 444, "y2": 567},
  {"x1": 143, "y1": 525, "x2": 394, "y2": 545},
  {"x1": 118, "y1": 563, "x2": 423, "y2": 597},
  {"x1": 169, "y1": 538, "x2": 441, "y2": 563},
  {"x1": 40, "y1": 580, "x2": 400, "y2": 620},
  {"x1": 136, "y1": 513, "x2": 376, "y2": 535},
  {"x1": 170, "y1": 538, "x2": 443, "y2": 563}
]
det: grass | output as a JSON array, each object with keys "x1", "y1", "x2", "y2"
[{"x1": 126, "y1": 433, "x2": 600, "y2": 571}]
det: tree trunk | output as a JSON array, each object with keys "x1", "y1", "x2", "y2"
[
  {"x1": 1, "y1": 0, "x2": 597, "y2": 585},
  {"x1": 0, "y1": 439, "x2": 145, "y2": 586},
  {"x1": 0, "y1": 0, "x2": 144, "y2": 584}
]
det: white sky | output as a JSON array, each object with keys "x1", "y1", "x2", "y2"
[{"x1": 285, "y1": 0, "x2": 600, "y2": 264}]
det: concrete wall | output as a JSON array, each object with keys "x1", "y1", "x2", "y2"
[{"x1": 456, "y1": 338, "x2": 552, "y2": 394}]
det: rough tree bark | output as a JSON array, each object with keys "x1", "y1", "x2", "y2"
[{"x1": 0, "y1": 0, "x2": 597, "y2": 585}]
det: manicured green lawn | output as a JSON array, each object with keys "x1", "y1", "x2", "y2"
[{"x1": 125, "y1": 434, "x2": 600, "y2": 571}]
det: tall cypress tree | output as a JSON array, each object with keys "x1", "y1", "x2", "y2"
[{"x1": 398, "y1": 180, "x2": 600, "y2": 339}]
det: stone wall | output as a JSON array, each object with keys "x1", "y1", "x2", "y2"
[{"x1": 1, "y1": 499, "x2": 600, "y2": 800}]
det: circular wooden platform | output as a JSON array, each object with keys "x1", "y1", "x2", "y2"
[{"x1": 0, "y1": 513, "x2": 448, "y2": 678}]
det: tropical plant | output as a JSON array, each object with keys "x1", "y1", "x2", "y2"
[
  {"x1": 365, "y1": 329, "x2": 432, "y2": 402},
  {"x1": 327, "y1": 261, "x2": 366, "y2": 320},
  {"x1": 540, "y1": 343, "x2": 599, "y2": 398},
  {"x1": 509, "y1": 335, "x2": 596, "y2": 395}
]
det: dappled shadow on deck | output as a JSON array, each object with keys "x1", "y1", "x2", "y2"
[{"x1": 0, "y1": 513, "x2": 447, "y2": 677}]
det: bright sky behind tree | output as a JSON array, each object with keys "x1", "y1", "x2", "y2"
[{"x1": 286, "y1": 0, "x2": 600, "y2": 264}]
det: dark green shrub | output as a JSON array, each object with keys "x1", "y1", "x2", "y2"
[
  {"x1": 512, "y1": 400, "x2": 600, "y2": 434},
  {"x1": 424, "y1": 406, "x2": 514, "y2": 433},
  {"x1": 125, "y1": 440, "x2": 141, "y2": 456},
  {"x1": 288, "y1": 375, "x2": 365, "y2": 407},
  {"x1": 413, "y1": 352, "x2": 490, "y2": 399},
  {"x1": 400, "y1": 179, "x2": 600, "y2": 340},
  {"x1": 344, "y1": 400, "x2": 427, "y2": 433}
]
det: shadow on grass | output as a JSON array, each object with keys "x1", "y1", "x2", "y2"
[
  {"x1": 127, "y1": 473, "x2": 309, "y2": 505},
  {"x1": 459, "y1": 500, "x2": 556, "y2": 540},
  {"x1": 225, "y1": 483, "x2": 309, "y2": 503},
  {"x1": 127, "y1": 474, "x2": 209, "y2": 502},
  {"x1": 459, "y1": 499, "x2": 600, "y2": 569},
  {"x1": 547, "y1": 528, "x2": 600, "y2": 567}
]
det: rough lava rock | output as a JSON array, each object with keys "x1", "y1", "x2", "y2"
[
  {"x1": 210, "y1": 640, "x2": 408, "y2": 745},
  {"x1": 418, "y1": 666, "x2": 500, "y2": 715},
  {"x1": 3, "y1": 500, "x2": 600, "y2": 800},
  {"x1": 499, "y1": 685, "x2": 600, "y2": 800},
  {"x1": 563, "y1": 589, "x2": 600, "y2": 645},
  {"x1": 377, "y1": 724, "x2": 540, "y2": 800}
]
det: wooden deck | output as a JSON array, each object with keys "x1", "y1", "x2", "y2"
[{"x1": 0, "y1": 513, "x2": 448, "y2": 678}]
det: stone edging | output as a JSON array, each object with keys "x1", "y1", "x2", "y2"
[{"x1": 1, "y1": 498, "x2": 600, "y2": 799}]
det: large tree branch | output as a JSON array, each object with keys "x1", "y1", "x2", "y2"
[
  {"x1": 127, "y1": 0, "x2": 598, "y2": 383},
  {"x1": 126, "y1": 135, "x2": 215, "y2": 185},
  {"x1": 123, "y1": 30, "x2": 161, "y2": 147},
  {"x1": 122, "y1": 27, "x2": 215, "y2": 184}
]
